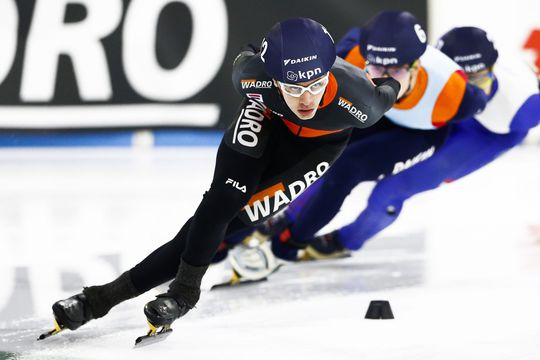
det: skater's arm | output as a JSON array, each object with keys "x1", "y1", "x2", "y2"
[
  {"x1": 181, "y1": 99, "x2": 272, "y2": 267},
  {"x1": 451, "y1": 80, "x2": 489, "y2": 122},
  {"x1": 336, "y1": 27, "x2": 363, "y2": 60},
  {"x1": 349, "y1": 74, "x2": 400, "y2": 129},
  {"x1": 433, "y1": 71, "x2": 488, "y2": 125}
]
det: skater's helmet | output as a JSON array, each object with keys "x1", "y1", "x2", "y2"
[
  {"x1": 361, "y1": 10, "x2": 427, "y2": 66},
  {"x1": 261, "y1": 17, "x2": 336, "y2": 84},
  {"x1": 436, "y1": 27, "x2": 499, "y2": 73}
]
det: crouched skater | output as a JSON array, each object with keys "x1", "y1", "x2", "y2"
[{"x1": 39, "y1": 18, "x2": 400, "y2": 345}]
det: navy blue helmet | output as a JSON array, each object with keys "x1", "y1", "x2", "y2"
[
  {"x1": 261, "y1": 17, "x2": 336, "y2": 84},
  {"x1": 437, "y1": 27, "x2": 499, "y2": 73},
  {"x1": 361, "y1": 10, "x2": 428, "y2": 66}
]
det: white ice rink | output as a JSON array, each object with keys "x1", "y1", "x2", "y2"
[{"x1": 1, "y1": 145, "x2": 540, "y2": 360}]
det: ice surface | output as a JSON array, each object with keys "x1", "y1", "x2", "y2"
[{"x1": 0, "y1": 146, "x2": 539, "y2": 359}]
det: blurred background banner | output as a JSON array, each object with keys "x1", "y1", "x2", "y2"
[{"x1": 0, "y1": 0, "x2": 427, "y2": 131}]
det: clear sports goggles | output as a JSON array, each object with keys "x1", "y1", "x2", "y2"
[
  {"x1": 365, "y1": 61, "x2": 416, "y2": 81},
  {"x1": 278, "y1": 73, "x2": 329, "y2": 97},
  {"x1": 467, "y1": 69, "x2": 494, "y2": 89}
]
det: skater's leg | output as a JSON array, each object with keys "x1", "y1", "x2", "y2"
[
  {"x1": 129, "y1": 218, "x2": 193, "y2": 293},
  {"x1": 338, "y1": 174, "x2": 412, "y2": 250},
  {"x1": 49, "y1": 219, "x2": 194, "y2": 331},
  {"x1": 291, "y1": 125, "x2": 449, "y2": 242},
  {"x1": 338, "y1": 119, "x2": 527, "y2": 250},
  {"x1": 50, "y1": 136, "x2": 267, "y2": 332}
]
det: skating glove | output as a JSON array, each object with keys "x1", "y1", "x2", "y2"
[{"x1": 271, "y1": 227, "x2": 308, "y2": 261}]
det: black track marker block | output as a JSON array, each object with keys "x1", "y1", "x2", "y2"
[{"x1": 365, "y1": 300, "x2": 394, "y2": 319}]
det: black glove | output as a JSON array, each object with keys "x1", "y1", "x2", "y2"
[
  {"x1": 271, "y1": 227, "x2": 308, "y2": 261},
  {"x1": 372, "y1": 77, "x2": 401, "y2": 98}
]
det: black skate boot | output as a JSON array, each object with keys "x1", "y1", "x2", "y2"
[
  {"x1": 37, "y1": 293, "x2": 93, "y2": 340},
  {"x1": 52, "y1": 292, "x2": 94, "y2": 330},
  {"x1": 38, "y1": 271, "x2": 140, "y2": 341},
  {"x1": 134, "y1": 295, "x2": 191, "y2": 346},
  {"x1": 135, "y1": 260, "x2": 207, "y2": 346},
  {"x1": 144, "y1": 295, "x2": 191, "y2": 327}
]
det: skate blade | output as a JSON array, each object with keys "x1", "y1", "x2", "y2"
[
  {"x1": 300, "y1": 247, "x2": 351, "y2": 261},
  {"x1": 134, "y1": 322, "x2": 173, "y2": 347},
  {"x1": 37, "y1": 319, "x2": 64, "y2": 341},
  {"x1": 211, "y1": 276, "x2": 267, "y2": 289},
  {"x1": 211, "y1": 264, "x2": 283, "y2": 290}
]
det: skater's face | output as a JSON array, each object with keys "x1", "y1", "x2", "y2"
[
  {"x1": 467, "y1": 67, "x2": 495, "y2": 96},
  {"x1": 275, "y1": 73, "x2": 329, "y2": 120},
  {"x1": 366, "y1": 60, "x2": 421, "y2": 99}
]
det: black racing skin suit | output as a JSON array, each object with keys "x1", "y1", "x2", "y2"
[{"x1": 129, "y1": 50, "x2": 400, "y2": 294}]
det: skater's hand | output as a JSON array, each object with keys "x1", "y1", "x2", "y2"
[
  {"x1": 271, "y1": 237, "x2": 299, "y2": 261},
  {"x1": 270, "y1": 228, "x2": 308, "y2": 261}
]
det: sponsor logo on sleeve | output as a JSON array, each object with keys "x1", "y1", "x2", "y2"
[
  {"x1": 232, "y1": 99, "x2": 267, "y2": 147},
  {"x1": 338, "y1": 97, "x2": 368, "y2": 122},
  {"x1": 241, "y1": 79, "x2": 273, "y2": 89}
]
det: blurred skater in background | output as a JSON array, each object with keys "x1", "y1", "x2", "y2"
[
  {"x1": 249, "y1": 11, "x2": 488, "y2": 261},
  {"x1": 292, "y1": 27, "x2": 540, "y2": 260}
]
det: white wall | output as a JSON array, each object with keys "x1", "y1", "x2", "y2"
[
  {"x1": 429, "y1": 0, "x2": 540, "y2": 68},
  {"x1": 429, "y1": 0, "x2": 540, "y2": 144}
]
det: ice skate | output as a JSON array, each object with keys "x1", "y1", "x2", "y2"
[
  {"x1": 206, "y1": 237, "x2": 282, "y2": 289},
  {"x1": 135, "y1": 259, "x2": 208, "y2": 347},
  {"x1": 134, "y1": 295, "x2": 190, "y2": 347},
  {"x1": 38, "y1": 293, "x2": 93, "y2": 340},
  {"x1": 38, "y1": 272, "x2": 140, "y2": 342},
  {"x1": 300, "y1": 232, "x2": 351, "y2": 261}
]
